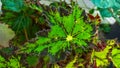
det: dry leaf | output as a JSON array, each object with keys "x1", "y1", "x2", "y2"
[{"x1": 0, "y1": 23, "x2": 15, "y2": 48}]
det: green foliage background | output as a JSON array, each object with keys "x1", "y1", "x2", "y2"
[{"x1": 0, "y1": 0, "x2": 120, "y2": 68}]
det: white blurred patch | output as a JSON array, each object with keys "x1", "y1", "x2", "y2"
[
  {"x1": 65, "y1": 0, "x2": 71, "y2": 4},
  {"x1": 0, "y1": 0, "x2": 2, "y2": 14},
  {"x1": 39, "y1": 0, "x2": 64, "y2": 6},
  {"x1": 92, "y1": 10, "x2": 101, "y2": 16},
  {"x1": 65, "y1": 0, "x2": 95, "y2": 11},
  {"x1": 77, "y1": 0, "x2": 94, "y2": 11},
  {"x1": 39, "y1": 0, "x2": 95, "y2": 10},
  {"x1": 102, "y1": 17, "x2": 116, "y2": 25},
  {"x1": 0, "y1": 23, "x2": 15, "y2": 48},
  {"x1": 92, "y1": 10, "x2": 116, "y2": 25},
  {"x1": 39, "y1": 0, "x2": 53, "y2": 6}
]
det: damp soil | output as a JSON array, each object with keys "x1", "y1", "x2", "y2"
[{"x1": 105, "y1": 23, "x2": 120, "y2": 42}]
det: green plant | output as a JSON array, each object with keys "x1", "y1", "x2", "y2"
[
  {"x1": 111, "y1": 48, "x2": 120, "y2": 68},
  {"x1": 65, "y1": 55, "x2": 77, "y2": 68},
  {"x1": 91, "y1": 39, "x2": 120, "y2": 68},
  {"x1": 1, "y1": 0, "x2": 43, "y2": 41},
  {"x1": 2, "y1": 1, "x2": 120, "y2": 68},
  {"x1": 91, "y1": 46, "x2": 109, "y2": 67},
  {"x1": 20, "y1": 5, "x2": 93, "y2": 56},
  {"x1": 26, "y1": 55, "x2": 39, "y2": 67},
  {"x1": 0, "y1": 55, "x2": 24, "y2": 68},
  {"x1": 0, "y1": 55, "x2": 6, "y2": 68}
]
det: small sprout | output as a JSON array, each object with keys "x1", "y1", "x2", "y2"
[
  {"x1": 66, "y1": 35, "x2": 73, "y2": 41},
  {"x1": 55, "y1": 37, "x2": 58, "y2": 40},
  {"x1": 107, "y1": 39, "x2": 116, "y2": 46},
  {"x1": 75, "y1": 20, "x2": 78, "y2": 23}
]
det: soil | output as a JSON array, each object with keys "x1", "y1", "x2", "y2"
[{"x1": 105, "y1": 23, "x2": 120, "y2": 42}]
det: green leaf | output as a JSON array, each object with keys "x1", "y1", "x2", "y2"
[
  {"x1": 0, "y1": 12, "x2": 15, "y2": 20},
  {"x1": 36, "y1": 37, "x2": 50, "y2": 45},
  {"x1": 12, "y1": 13, "x2": 32, "y2": 31},
  {"x1": 29, "y1": 4, "x2": 42, "y2": 12},
  {"x1": 0, "y1": 55, "x2": 6, "y2": 68},
  {"x1": 7, "y1": 56, "x2": 21, "y2": 68},
  {"x1": 76, "y1": 32, "x2": 91, "y2": 40},
  {"x1": 52, "y1": 11, "x2": 61, "y2": 23},
  {"x1": 20, "y1": 37, "x2": 50, "y2": 54},
  {"x1": 2, "y1": 0, "x2": 24, "y2": 12},
  {"x1": 0, "y1": 55, "x2": 23, "y2": 68},
  {"x1": 74, "y1": 39, "x2": 87, "y2": 46},
  {"x1": 26, "y1": 56, "x2": 38, "y2": 66},
  {"x1": 91, "y1": 46, "x2": 111, "y2": 67},
  {"x1": 0, "y1": 63, "x2": 6, "y2": 68},
  {"x1": 73, "y1": 19, "x2": 92, "y2": 43},
  {"x1": 20, "y1": 43, "x2": 36, "y2": 54},
  {"x1": 48, "y1": 25, "x2": 66, "y2": 38},
  {"x1": 34, "y1": 45, "x2": 48, "y2": 53},
  {"x1": 65, "y1": 55, "x2": 77, "y2": 68},
  {"x1": 72, "y1": 5, "x2": 82, "y2": 19},
  {"x1": 0, "y1": 55, "x2": 5, "y2": 62},
  {"x1": 48, "y1": 14, "x2": 56, "y2": 24},
  {"x1": 72, "y1": 19, "x2": 85, "y2": 34},
  {"x1": 62, "y1": 14, "x2": 74, "y2": 33},
  {"x1": 111, "y1": 48, "x2": 120, "y2": 68},
  {"x1": 49, "y1": 41, "x2": 67, "y2": 55}
]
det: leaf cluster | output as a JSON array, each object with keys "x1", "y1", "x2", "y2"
[
  {"x1": 91, "y1": 39, "x2": 120, "y2": 68},
  {"x1": 1, "y1": 0, "x2": 42, "y2": 31},
  {"x1": 0, "y1": 55, "x2": 23, "y2": 68},
  {"x1": 20, "y1": 5, "x2": 93, "y2": 56}
]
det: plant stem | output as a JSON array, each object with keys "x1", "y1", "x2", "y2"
[{"x1": 24, "y1": 28, "x2": 29, "y2": 41}]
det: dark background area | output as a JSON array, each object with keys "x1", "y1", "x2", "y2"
[{"x1": 105, "y1": 23, "x2": 120, "y2": 42}]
